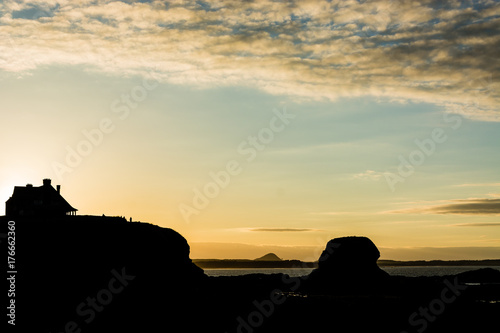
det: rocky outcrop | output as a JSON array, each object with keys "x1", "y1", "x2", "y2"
[
  {"x1": 456, "y1": 267, "x2": 500, "y2": 284},
  {"x1": 303, "y1": 236, "x2": 390, "y2": 293},
  {"x1": 6, "y1": 215, "x2": 208, "y2": 333},
  {"x1": 3, "y1": 215, "x2": 498, "y2": 333}
]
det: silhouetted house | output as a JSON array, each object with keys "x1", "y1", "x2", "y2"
[{"x1": 5, "y1": 179, "x2": 77, "y2": 217}]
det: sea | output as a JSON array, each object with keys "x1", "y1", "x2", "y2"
[{"x1": 204, "y1": 266, "x2": 500, "y2": 278}]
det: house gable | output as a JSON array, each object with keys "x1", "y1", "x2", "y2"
[{"x1": 5, "y1": 179, "x2": 77, "y2": 217}]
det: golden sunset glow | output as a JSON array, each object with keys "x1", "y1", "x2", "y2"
[{"x1": 1, "y1": 0, "x2": 499, "y2": 261}]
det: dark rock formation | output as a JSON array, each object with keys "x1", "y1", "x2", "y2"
[
  {"x1": 456, "y1": 267, "x2": 500, "y2": 284},
  {"x1": 303, "y1": 236, "x2": 390, "y2": 293},
  {"x1": 3, "y1": 215, "x2": 208, "y2": 333},
  {"x1": 3, "y1": 216, "x2": 498, "y2": 333}
]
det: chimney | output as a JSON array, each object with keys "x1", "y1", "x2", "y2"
[
  {"x1": 26, "y1": 184, "x2": 33, "y2": 188},
  {"x1": 57, "y1": 185, "x2": 61, "y2": 194},
  {"x1": 43, "y1": 179, "x2": 51, "y2": 187}
]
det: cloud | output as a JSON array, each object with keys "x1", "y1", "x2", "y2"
[
  {"x1": 248, "y1": 228, "x2": 322, "y2": 232},
  {"x1": 454, "y1": 182, "x2": 500, "y2": 187},
  {"x1": 387, "y1": 198, "x2": 500, "y2": 215},
  {"x1": 451, "y1": 223, "x2": 500, "y2": 227},
  {"x1": 11, "y1": 3, "x2": 58, "y2": 20},
  {"x1": 0, "y1": 0, "x2": 499, "y2": 120},
  {"x1": 309, "y1": 211, "x2": 360, "y2": 216},
  {"x1": 352, "y1": 170, "x2": 384, "y2": 181}
]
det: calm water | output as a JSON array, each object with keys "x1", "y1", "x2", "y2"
[{"x1": 204, "y1": 266, "x2": 500, "y2": 277}]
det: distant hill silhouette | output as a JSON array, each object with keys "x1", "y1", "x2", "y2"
[
  {"x1": 193, "y1": 258, "x2": 500, "y2": 269},
  {"x1": 193, "y1": 257, "x2": 311, "y2": 269},
  {"x1": 255, "y1": 253, "x2": 282, "y2": 261}
]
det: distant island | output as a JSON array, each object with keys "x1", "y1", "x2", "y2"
[
  {"x1": 193, "y1": 252, "x2": 313, "y2": 269},
  {"x1": 193, "y1": 257, "x2": 500, "y2": 269},
  {"x1": 255, "y1": 253, "x2": 282, "y2": 261}
]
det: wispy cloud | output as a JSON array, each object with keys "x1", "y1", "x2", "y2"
[
  {"x1": 0, "y1": 0, "x2": 499, "y2": 121},
  {"x1": 309, "y1": 211, "x2": 365, "y2": 216},
  {"x1": 352, "y1": 170, "x2": 384, "y2": 181},
  {"x1": 451, "y1": 223, "x2": 500, "y2": 227},
  {"x1": 248, "y1": 228, "x2": 322, "y2": 232},
  {"x1": 454, "y1": 183, "x2": 500, "y2": 187},
  {"x1": 386, "y1": 198, "x2": 500, "y2": 215}
]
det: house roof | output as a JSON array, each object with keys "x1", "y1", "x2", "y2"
[{"x1": 6, "y1": 180, "x2": 77, "y2": 213}]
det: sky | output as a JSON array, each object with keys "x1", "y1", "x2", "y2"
[{"x1": 0, "y1": 0, "x2": 499, "y2": 260}]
